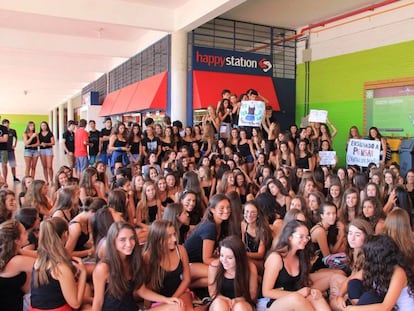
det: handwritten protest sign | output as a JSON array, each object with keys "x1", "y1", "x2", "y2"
[
  {"x1": 309, "y1": 109, "x2": 328, "y2": 123},
  {"x1": 238, "y1": 100, "x2": 265, "y2": 127},
  {"x1": 319, "y1": 151, "x2": 337, "y2": 166},
  {"x1": 346, "y1": 139, "x2": 380, "y2": 167}
]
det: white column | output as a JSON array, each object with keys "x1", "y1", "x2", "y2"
[
  {"x1": 58, "y1": 103, "x2": 65, "y2": 140},
  {"x1": 48, "y1": 110, "x2": 53, "y2": 128},
  {"x1": 52, "y1": 107, "x2": 58, "y2": 139},
  {"x1": 67, "y1": 98, "x2": 74, "y2": 121},
  {"x1": 170, "y1": 31, "x2": 188, "y2": 126}
]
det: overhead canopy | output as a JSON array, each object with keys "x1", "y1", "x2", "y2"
[
  {"x1": 192, "y1": 70, "x2": 280, "y2": 110},
  {"x1": 99, "y1": 89, "x2": 120, "y2": 117},
  {"x1": 99, "y1": 71, "x2": 167, "y2": 116},
  {"x1": 127, "y1": 71, "x2": 167, "y2": 112}
]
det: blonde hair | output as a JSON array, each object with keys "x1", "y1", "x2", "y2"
[{"x1": 33, "y1": 218, "x2": 70, "y2": 287}]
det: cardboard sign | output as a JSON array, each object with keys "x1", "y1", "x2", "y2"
[
  {"x1": 346, "y1": 139, "x2": 381, "y2": 167},
  {"x1": 319, "y1": 151, "x2": 337, "y2": 165},
  {"x1": 309, "y1": 109, "x2": 328, "y2": 123}
]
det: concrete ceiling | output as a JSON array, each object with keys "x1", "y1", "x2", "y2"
[{"x1": 0, "y1": 0, "x2": 390, "y2": 114}]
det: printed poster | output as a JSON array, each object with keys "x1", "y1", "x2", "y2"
[{"x1": 238, "y1": 100, "x2": 265, "y2": 127}]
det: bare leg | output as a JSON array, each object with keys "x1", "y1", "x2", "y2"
[
  {"x1": 24, "y1": 156, "x2": 31, "y2": 177},
  {"x1": 2, "y1": 162, "x2": 7, "y2": 181},
  {"x1": 40, "y1": 154, "x2": 48, "y2": 183},
  {"x1": 267, "y1": 292, "x2": 315, "y2": 311},
  {"x1": 31, "y1": 156, "x2": 39, "y2": 178},
  {"x1": 209, "y1": 296, "x2": 231, "y2": 311},
  {"x1": 233, "y1": 300, "x2": 253, "y2": 311},
  {"x1": 189, "y1": 263, "x2": 209, "y2": 288},
  {"x1": 47, "y1": 155, "x2": 54, "y2": 185}
]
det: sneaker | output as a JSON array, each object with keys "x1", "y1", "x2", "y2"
[{"x1": 13, "y1": 177, "x2": 21, "y2": 184}]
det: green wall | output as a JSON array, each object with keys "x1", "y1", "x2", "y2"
[
  {"x1": 1, "y1": 114, "x2": 48, "y2": 143},
  {"x1": 296, "y1": 40, "x2": 414, "y2": 166}
]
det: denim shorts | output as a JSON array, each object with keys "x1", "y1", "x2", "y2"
[
  {"x1": 24, "y1": 148, "x2": 39, "y2": 158},
  {"x1": 245, "y1": 154, "x2": 254, "y2": 163},
  {"x1": 75, "y1": 156, "x2": 88, "y2": 172},
  {"x1": 39, "y1": 148, "x2": 53, "y2": 156}
]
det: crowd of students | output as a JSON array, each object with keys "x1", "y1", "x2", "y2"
[{"x1": 0, "y1": 88, "x2": 414, "y2": 311}]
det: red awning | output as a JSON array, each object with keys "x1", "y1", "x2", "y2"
[
  {"x1": 192, "y1": 70, "x2": 280, "y2": 110},
  {"x1": 99, "y1": 89, "x2": 120, "y2": 116},
  {"x1": 126, "y1": 71, "x2": 167, "y2": 113},
  {"x1": 110, "y1": 82, "x2": 138, "y2": 115},
  {"x1": 99, "y1": 71, "x2": 167, "y2": 116}
]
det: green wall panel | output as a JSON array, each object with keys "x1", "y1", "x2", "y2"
[
  {"x1": 296, "y1": 40, "x2": 414, "y2": 166},
  {"x1": 1, "y1": 114, "x2": 48, "y2": 144}
]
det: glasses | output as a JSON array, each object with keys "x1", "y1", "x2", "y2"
[{"x1": 292, "y1": 233, "x2": 311, "y2": 241}]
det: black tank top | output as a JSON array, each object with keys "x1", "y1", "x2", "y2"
[
  {"x1": 267, "y1": 258, "x2": 301, "y2": 308},
  {"x1": 0, "y1": 271, "x2": 26, "y2": 311},
  {"x1": 102, "y1": 281, "x2": 136, "y2": 311},
  {"x1": 244, "y1": 227, "x2": 260, "y2": 253},
  {"x1": 30, "y1": 269, "x2": 67, "y2": 309},
  {"x1": 69, "y1": 221, "x2": 90, "y2": 252},
  {"x1": 148, "y1": 204, "x2": 158, "y2": 223},
  {"x1": 159, "y1": 247, "x2": 184, "y2": 297},
  {"x1": 221, "y1": 277, "x2": 235, "y2": 299}
]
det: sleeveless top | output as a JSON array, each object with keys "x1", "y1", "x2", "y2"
[
  {"x1": 0, "y1": 271, "x2": 26, "y2": 311},
  {"x1": 25, "y1": 133, "x2": 38, "y2": 150},
  {"x1": 148, "y1": 204, "x2": 158, "y2": 223},
  {"x1": 244, "y1": 226, "x2": 260, "y2": 253},
  {"x1": 267, "y1": 258, "x2": 301, "y2": 308},
  {"x1": 69, "y1": 221, "x2": 89, "y2": 251},
  {"x1": 161, "y1": 196, "x2": 174, "y2": 208},
  {"x1": 203, "y1": 185, "x2": 212, "y2": 198},
  {"x1": 396, "y1": 286, "x2": 414, "y2": 311},
  {"x1": 238, "y1": 142, "x2": 252, "y2": 157},
  {"x1": 159, "y1": 247, "x2": 184, "y2": 297},
  {"x1": 102, "y1": 281, "x2": 136, "y2": 311},
  {"x1": 114, "y1": 139, "x2": 127, "y2": 148},
  {"x1": 130, "y1": 140, "x2": 140, "y2": 155},
  {"x1": 310, "y1": 223, "x2": 329, "y2": 271},
  {"x1": 30, "y1": 269, "x2": 67, "y2": 309},
  {"x1": 221, "y1": 277, "x2": 236, "y2": 299}
]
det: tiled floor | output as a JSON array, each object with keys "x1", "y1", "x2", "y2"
[{"x1": 3, "y1": 141, "x2": 68, "y2": 190}]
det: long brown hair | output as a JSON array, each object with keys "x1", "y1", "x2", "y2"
[
  {"x1": 346, "y1": 219, "x2": 373, "y2": 273},
  {"x1": 211, "y1": 235, "x2": 255, "y2": 306},
  {"x1": 24, "y1": 180, "x2": 52, "y2": 211},
  {"x1": 384, "y1": 208, "x2": 414, "y2": 268},
  {"x1": 104, "y1": 222, "x2": 143, "y2": 300},
  {"x1": 271, "y1": 220, "x2": 312, "y2": 288},
  {"x1": 143, "y1": 220, "x2": 176, "y2": 291}
]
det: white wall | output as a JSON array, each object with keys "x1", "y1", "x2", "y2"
[{"x1": 297, "y1": 0, "x2": 414, "y2": 63}]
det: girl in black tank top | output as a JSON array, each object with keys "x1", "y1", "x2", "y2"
[
  {"x1": 208, "y1": 236, "x2": 257, "y2": 311},
  {"x1": 262, "y1": 220, "x2": 330, "y2": 310},
  {"x1": 143, "y1": 220, "x2": 194, "y2": 308}
]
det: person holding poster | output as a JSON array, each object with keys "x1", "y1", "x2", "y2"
[
  {"x1": 316, "y1": 140, "x2": 338, "y2": 169},
  {"x1": 217, "y1": 99, "x2": 233, "y2": 139},
  {"x1": 368, "y1": 126, "x2": 388, "y2": 165}
]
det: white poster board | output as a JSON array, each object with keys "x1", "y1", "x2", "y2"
[
  {"x1": 346, "y1": 139, "x2": 381, "y2": 167},
  {"x1": 308, "y1": 109, "x2": 328, "y2": 123},
  {"x1": 238, "y1": 100, "x2": 265, "y2": 127},
  {"x1": 319, "y1": 151, "x2": 336, "y2": 165}
]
